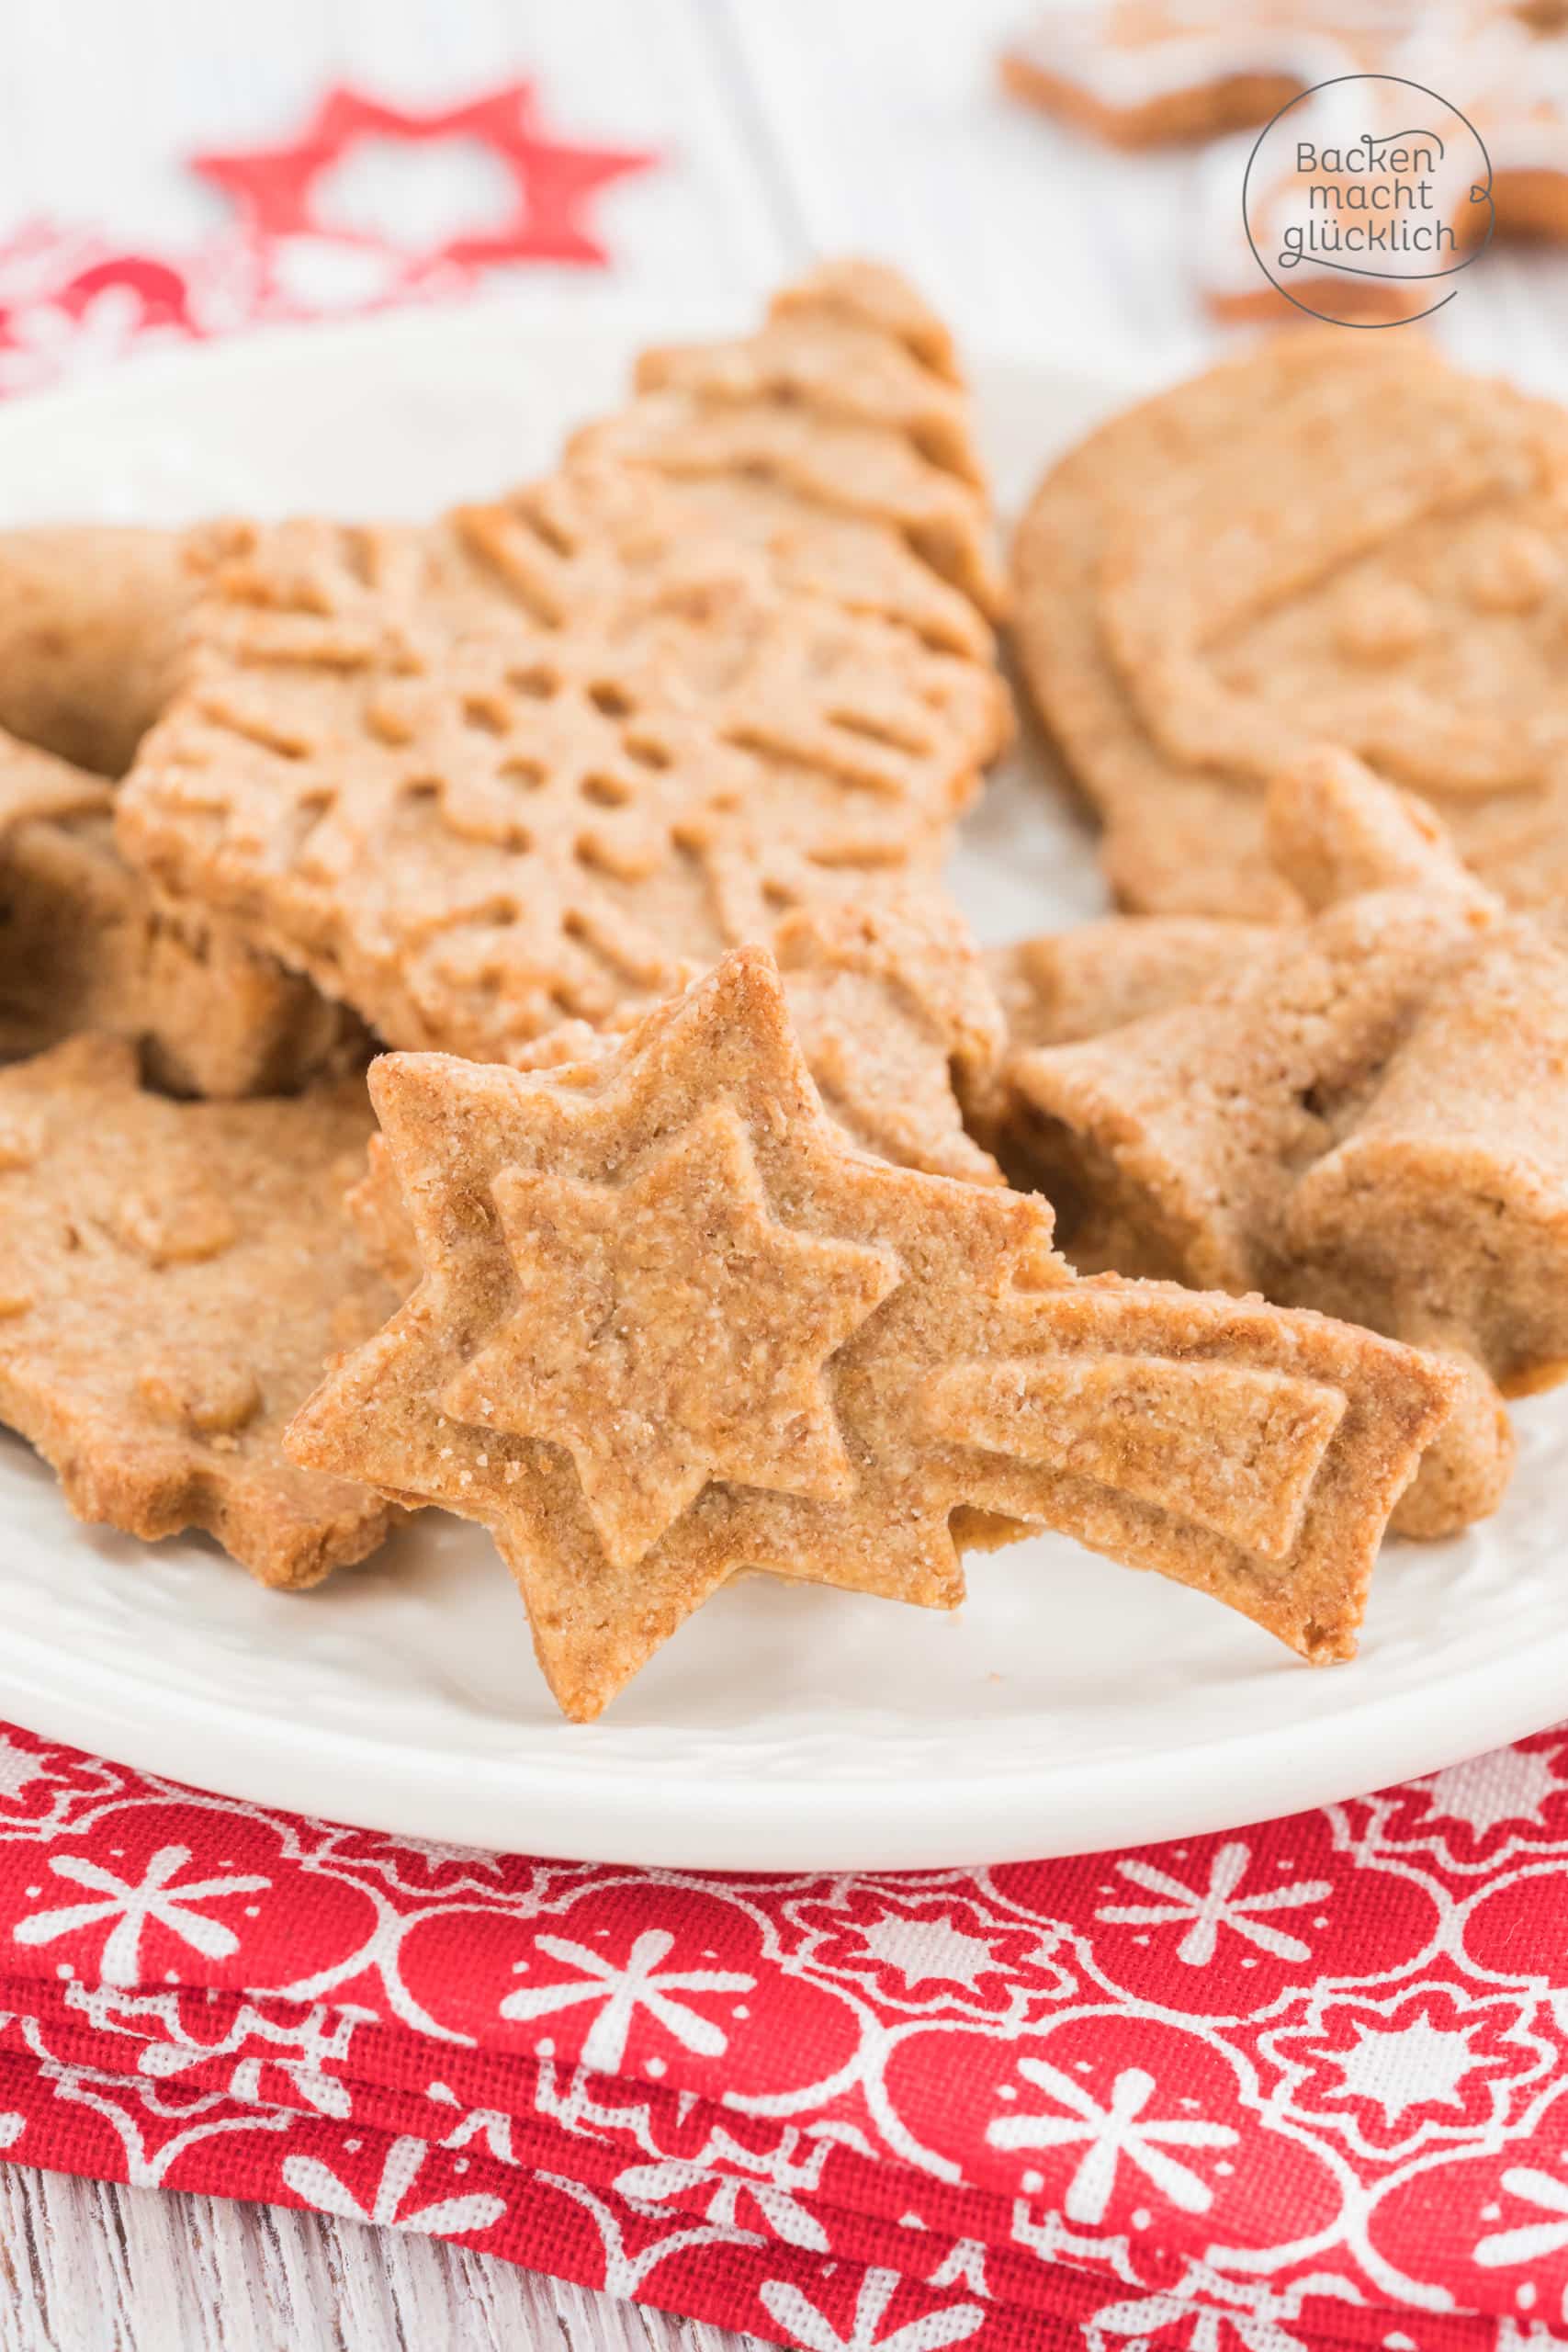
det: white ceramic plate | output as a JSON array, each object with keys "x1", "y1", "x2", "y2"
[{"x1": 0, "y1": 303, "x2": 1562, "y2": 1871}]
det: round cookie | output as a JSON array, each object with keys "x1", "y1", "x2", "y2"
[{"x1": 1010, "y1": 333, "x2": 1568, "y2": 920}]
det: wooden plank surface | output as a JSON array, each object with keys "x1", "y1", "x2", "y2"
[{"x1": 0, "y1": 2165, "x2": 763, "y2": 2351}]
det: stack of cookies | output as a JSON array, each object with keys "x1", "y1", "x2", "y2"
[{"x1": 3, "y1": 264, "x2": 1563, "y2": 1718}]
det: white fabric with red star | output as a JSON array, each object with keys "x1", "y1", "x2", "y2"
[{"x1": 0, "y1": 83, "x2": 653, "y2": 391}]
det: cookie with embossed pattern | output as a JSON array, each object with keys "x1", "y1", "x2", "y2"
[
  {"x1": 1001, "y1": 749, "x2": 1568, "y2": 1538},
  {"x1": 572, "y1": 258, "x2": 1002, "y2": 616},
  {"x1": 345, "y1": 892, "x2": 1007, "y2": 1295},
  {"x1": 0, "y1": 1035, "x2": 397, "y2": 1584},
  {"x1": 1011, "y1": 334, "x2": 1568, "y2": 920},
  {"x1": 117, "y1": 266, "x2": 1010, "y2": 1064},
  {"x1": 290, "y1": 943, "x2": 1454, "y2": 1719}
]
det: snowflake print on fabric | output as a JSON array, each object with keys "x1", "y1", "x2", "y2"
[
  {"x1": 13, "y1": 1845, "x2": 270, "y2": 1985},
  {"x1": 6, "y1": 1712, "x2": 1568, "y2": 2344},
  {"x1": 1258, "y1": 1980, "x2": 1558, "y2": 2161},
  {"x1": 2, "y1": 1798, "x2": 379, "y2": 2005},
  {"x1": 987, "y1": 2059, "x2": 1238, "y2": 2225},
  {"x1": 758, "y1": 2267, "x2": 985, "y2": 2352},
  {"x1": 883, "y1": 2008, "x2": 1344, "y2": 2259},
  {"x1": 1100, "y1": 1842, "x2": 1332, "y2": 1969},
  {"x1": 1354, "y1": 1735, "x2": 1568, "y2": 1876},
  {"x1": 996, "y1": 1814, "x2": 1441, "y2": 2017},
  {"x1": 395, "y1": 1881, "x2": 863, "y2": 2100},
  {"x1": 499, "y1": 1927, "x2": 754, "y2": 2074},
  {"x1": 787, "y1": 1886, "x2": 1074, "y2": 2023}
]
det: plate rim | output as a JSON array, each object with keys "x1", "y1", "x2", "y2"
[
  {"x1": 3, "y1": 1604, "x2": 1562, "y2": 1870},
  {"x1": 0, "y1": 302, "x2": 1557, "y2": 1871}
]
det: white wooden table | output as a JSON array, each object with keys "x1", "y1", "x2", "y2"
[{"x1": 2, "y1": 2, "x2": 1565, "y2": 2342}]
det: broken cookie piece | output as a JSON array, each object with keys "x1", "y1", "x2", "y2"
[
  {"x1": 0, "y1": 1035, "x2": 397, "y2": 1584},
  {"x1": 0, "y1": 727, "x2": 362, "y2": 1097},
  {"x1": 290, "y1": 944, "x2": 1452, "y2": 1720},
  {"x1": 0, "y1": 524, "x2": 191, "y2": 775}
]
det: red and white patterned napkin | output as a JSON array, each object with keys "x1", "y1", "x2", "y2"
[{"x1": 2, "y1": 1718, "x2": 1567, "y2": 2349}]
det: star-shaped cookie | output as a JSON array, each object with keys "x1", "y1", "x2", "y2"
[
  {"x1": 442, "y1": 1104, "x2": 898, "y2": 1566},
  {"x1": 999, "y1": 747, "x2": 1568, "y2": 1537},
  {"x1": 343, "y1": 890, "x2": 1005, "y2": 1298},
  {"x1": 289, "y1": 944, "x2": 1453, "y2": 1718}
]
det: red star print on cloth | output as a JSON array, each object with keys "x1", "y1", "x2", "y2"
[
  {"x1": 0, "y1": 79, "x2": 659, "y2": 393},
  {"x1": 190, "y1": 85, "x2": 657, "y2": 275}
]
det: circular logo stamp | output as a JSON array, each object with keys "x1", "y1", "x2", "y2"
[{"x1": 1243, "y1": 74, "x2": 1495, "y2": 326}]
